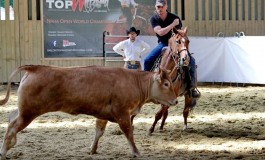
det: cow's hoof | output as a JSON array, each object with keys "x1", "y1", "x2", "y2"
[
  {"x1": 183, "y1": 125, "x2": 188, "y2": 130},
  {"x1": 0, "y1": 154, "x2": 7, "y2": 160}
]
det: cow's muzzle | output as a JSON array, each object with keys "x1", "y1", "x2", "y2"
[{"x1": 168, "y1": 99, "x2": 178, "y2": 106}]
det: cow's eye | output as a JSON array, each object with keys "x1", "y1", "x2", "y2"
[{"x1": 164, "y1": 82, "x2": 169, "y2": 87}]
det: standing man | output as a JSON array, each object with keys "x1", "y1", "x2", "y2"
[
  {"x1": 113, "y1": 27, "x2": 150, "y2": 70},
  {"x1": 144, "y1": 0, "x2": 199, "y2": 98}
]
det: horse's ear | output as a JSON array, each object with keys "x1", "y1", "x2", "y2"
[
  {"x1": 173, "y1": 27, "x2": 178, "y2": 34},
  {"x1": 183, "y1": 26, "x2": 188, "y2": 34}
]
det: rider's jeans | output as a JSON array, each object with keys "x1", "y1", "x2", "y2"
[
  {"x1": 189, "y1": 55, "x2": 196, "y2": 87},
  {"x1": 144, "y1": 42, "x2": 167, "y2": 71}
]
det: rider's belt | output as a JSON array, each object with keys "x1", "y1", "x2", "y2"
[{"x1": 126, "y1": 61, "x2": 140, "y2": 65}]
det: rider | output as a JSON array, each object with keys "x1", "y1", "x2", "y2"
[{"x1": 143, "y1": 0, "x2": 200, "y2": 98}]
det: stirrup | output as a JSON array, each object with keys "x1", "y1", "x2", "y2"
[{"x1": 192, "y1": 87, "x2": 201, "y2": 98}]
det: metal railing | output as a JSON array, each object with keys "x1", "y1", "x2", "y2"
[
  {"x1": 216, "y1": 31, "x2": 246, "y2": 38},
  {"x1": 103, "y1": 31, "x2": 128, "y2": 66}
]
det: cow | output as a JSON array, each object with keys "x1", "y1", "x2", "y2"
[{"x1": 0, "y1": 65, "x2": 177, "y2": 159}]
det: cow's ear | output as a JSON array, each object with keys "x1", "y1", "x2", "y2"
[
  {"x1": 168, "y1": 70, "x2": 174, "y2": 78},
  {"x1": 159, "y1": 67, "x2": 170, "y2": 77},
  {"x1": 156, "y1": 75, "x2": 162, "y2": 83},
  {"x1": 158, "y1": 67, "x2": 170, "y2": 81},
  {"x1": 155, "y1": 68, "x2": 162, "y2": 83}
]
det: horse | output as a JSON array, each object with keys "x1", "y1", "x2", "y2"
[{"x1": 149, "y1": 27, "x2": 199, "y2": 135}]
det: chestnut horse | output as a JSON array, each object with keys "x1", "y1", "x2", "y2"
[{"x1": 149, "y1": 27, "x2": 199, "y2": 135}]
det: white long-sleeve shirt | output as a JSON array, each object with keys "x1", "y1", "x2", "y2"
[{"x1": 113, "y1": 38, "x2": 150, "y2": 62}]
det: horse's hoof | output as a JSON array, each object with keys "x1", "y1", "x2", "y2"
[
  {"x1": 148, "y1": 129, "x2": 154, "y2": 136},
  {"x1": 89, "y1": 151, "x2": 97, "y2": 155},
  {"x1": 89, "y1": 149, "x2": 98, "y2": 155},
  {"x1": 132, "y1": 152, "x2": 141, "y2": 158},
  {"x1": 148, "y1": 131, "x2": 152, "y2": 136}
]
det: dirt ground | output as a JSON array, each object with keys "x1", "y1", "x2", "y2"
[{"x1": 0, "y1": 85, "x2": 265, "y2": 160}]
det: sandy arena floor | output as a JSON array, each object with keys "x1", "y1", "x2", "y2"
[{"x1": 0, "y1": 85, "x2": 265, "y2": 160}]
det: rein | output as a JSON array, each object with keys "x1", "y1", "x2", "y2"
[
  {"x1": 168, "y1": 29, "x2": 189, "y2": 83},
  {"x1": 168, "y1": 51, "x2": 180, "y2": 83}
]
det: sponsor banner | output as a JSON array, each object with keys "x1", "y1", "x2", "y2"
[{"x1": 43, "y1": 0, "x2": 169, "y2": 58}]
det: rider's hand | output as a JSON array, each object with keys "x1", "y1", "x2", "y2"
[{"x1": 171, "y1": 19, "x2": 179, "y2": 28}]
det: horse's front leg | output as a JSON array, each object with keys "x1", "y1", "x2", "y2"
[
  {"x1": 149, "y1": 104, "x2": 169, "y2": 135},
  {"x1": 159, "y1": 105, "x2": 169, "y2": 130}
]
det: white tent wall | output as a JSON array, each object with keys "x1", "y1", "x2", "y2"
[{"x1": 139, "y1": 36, "x2": 265, "y2": 84}]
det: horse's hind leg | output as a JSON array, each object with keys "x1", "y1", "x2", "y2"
[
  {"x1": 1, "y1": 109, "x2": 36, "y2": 159},
  {"x1": 183, "y1": 104, "x2": 189, "y2": 130},
  {"x1": 183, "y1": 96, "x2": 196, "y2": 130}
]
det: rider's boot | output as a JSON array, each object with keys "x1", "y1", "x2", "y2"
[{"x1": 189, "y1": 55, "x2": 200, "y2": 98}]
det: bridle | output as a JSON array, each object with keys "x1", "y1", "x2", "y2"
[
  {"x1": 167, "y1": 29, "x2": 190, "y2": 83},
  {"x1": 152, "y1": 29, "x2": 190, "y2": 82}
]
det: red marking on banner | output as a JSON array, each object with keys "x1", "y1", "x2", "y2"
[{"x1": 72, "y1": 0, "x2": 85, "y2": 12}]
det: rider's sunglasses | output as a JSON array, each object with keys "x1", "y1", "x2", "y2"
[{"x1": 156, "y1": 6, "x2": 164, "y2": 9}]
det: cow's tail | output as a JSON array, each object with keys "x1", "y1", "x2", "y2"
[{"x1": 0, "y1": 65, "x2": 35, "y2": 105}]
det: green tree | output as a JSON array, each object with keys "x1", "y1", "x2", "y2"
[
  {"x1": 0, "y1": 0, "x2": 4, "y2": 8},
  {"x1": 10, "y1": 0, "x2": 13, "y2": 7},
  {"x1": 1, "y1": 0, "x2": 14, "y2": 8}
]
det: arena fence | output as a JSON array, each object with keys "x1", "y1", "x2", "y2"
[{"x1": 102, "y1": 31, "x2": 125, "y2": 67}]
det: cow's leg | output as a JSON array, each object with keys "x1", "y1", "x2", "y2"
[
  {"x1": 159, "y1": 106, "x2": 169, "y2": 130},
  {"x1": 130, "y1": 115, "x2": 136, "y2": 130},
  {"x1": 117, "y1": 114, "x2": 140, "y2": 157},
  {"x1": 149, "y1": 104, "x2": 168, "y2": 135},
  {"x1": 90, "y1": 119, "x2": 108, "y2": 154},
  {"x1": 1, "y1": 109, "x2": 36, "y2": 159}
]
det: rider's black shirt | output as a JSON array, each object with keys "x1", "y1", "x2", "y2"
[{"x1": 150, "y1": 11, "x2": 182, "y2": 45}]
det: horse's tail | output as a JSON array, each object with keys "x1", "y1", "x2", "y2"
[{"x1": 0, "y1": 65, "x2": 36, "y2": 105}]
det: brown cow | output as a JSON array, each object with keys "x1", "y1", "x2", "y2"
[{"x1": 0, "y1": 65, "x2": 177, "y2": 159}]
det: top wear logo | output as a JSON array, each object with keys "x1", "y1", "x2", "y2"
[{"x1": 45, "y1": 0, "x2": 109, "y2": 13}]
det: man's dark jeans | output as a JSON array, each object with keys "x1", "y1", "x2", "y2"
[
  {"x1": 189, "y1": 55, "x2": 196, "y2": 86},
  {"x1": 144, "y1": 42, "x2": 167, "y2": 71}
]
